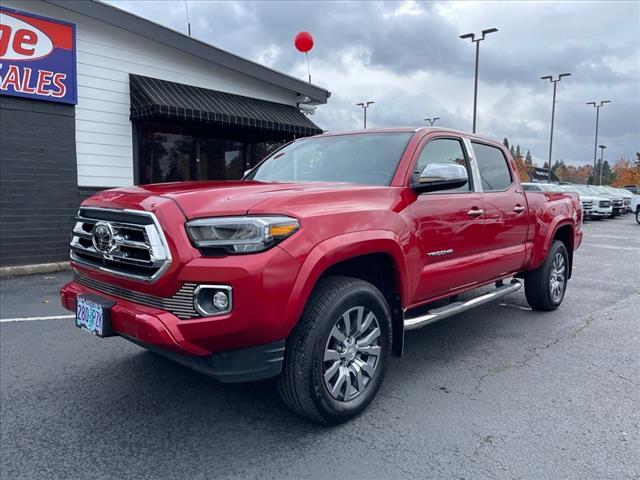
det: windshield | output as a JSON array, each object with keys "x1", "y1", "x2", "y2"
[{"x1": 246, "y1": 133, "x2": 412, "y2": 186}]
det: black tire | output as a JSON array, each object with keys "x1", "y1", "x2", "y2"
[
  {"x1": 524, "y1": 240, "x2": 569, "y2": 311},
  {"x1": 636, "y1": 209, "x2": 640, "y2": 224},
  {"x1": 277, "y1": 276, "x2": 392, "y2": 425}
]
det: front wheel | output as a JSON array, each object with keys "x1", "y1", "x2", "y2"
[
  {"x1": 524, "y1": 240, "x2": 569, "y2": 311},
  {"x1": 277, "y1": 276, "x2": 392, "y2": 425},
  {"x1": 636, "y1": 209, "x2": 640, "y2": 224}
]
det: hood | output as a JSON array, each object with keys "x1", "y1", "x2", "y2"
[{"x1": 87, "y1": 181, "x2": 394, "y2": 219}]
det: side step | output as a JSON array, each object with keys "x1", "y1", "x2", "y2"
[{"x1": 404, "y1": 279, "x2": 523, "y2": 331}]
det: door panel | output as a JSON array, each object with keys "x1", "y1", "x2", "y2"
[
  {"x1": 471, "y1": 141, "x2": 528, "y2": 278},
  {"x1": 408, "y1": 136, "x2": 486, "y2": 303},
  {"x1": 409, "y1": 193, "x2": 486, "y2": 302}
]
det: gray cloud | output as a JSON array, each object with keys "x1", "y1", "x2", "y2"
[{"x1": 109, "y1": 0, "x2": 639, "y2": 166}]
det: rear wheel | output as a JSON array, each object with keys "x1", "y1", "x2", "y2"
[
  {"x1": 636, "y1": 209, "x2": 640, "y2": 224},
  {"x1": 277, "y1": 276, "x2": 392, "y2": 425},
  {"x1": 524, "y1": 240, "x2": 569, "y2": 311}
]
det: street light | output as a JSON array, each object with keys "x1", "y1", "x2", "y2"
[
  {"x1": 586, "y1": 100, "x2": 611, "y2": 183},
  {"x1": 541, "y1": 73, "x2": 571, "y2": 182},
  {"x1": 598, "y1": 144, "x2": 607, "y2": 185},
  {"x1": 424, "y1": 117, "x2": 440, "y2": 126},
  {"x1": 459, "y1": 27, "x2": 498, "y2": 133},
  {"x1": 356, "y1": 101, "x2": 374, "y2": 129}
]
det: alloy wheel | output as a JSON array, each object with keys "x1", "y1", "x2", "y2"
[
  {"x1": 323, "y1": 306, "x2": 381, "y2": 402},
  {"x1": 549, "y1": 252, "x2": 566, "y2": 303}
]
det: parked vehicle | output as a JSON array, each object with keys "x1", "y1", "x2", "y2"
[
  {"x1": 523, "y1": 183, "x2": 603, "y2": 220},
  {"x1": 587, "y1": 185, "x2": 624, "y2": 216},
  {"x1": 631, "y1": 195, "x2": 640, "y2": 224},
  {"x1": 623, "y1": 185, "x2": 639, "y2": 195},
  {"x1": 600, "y1": 186, "x2": 631, "y2": 213},
  {"x1": 60, "y1": 128, "x2": 583, "y2": 424},
  {"x1": 557, "y1": 184, "x2": 612, "y2": 219}
]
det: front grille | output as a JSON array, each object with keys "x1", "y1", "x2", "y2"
[
  {"x1": 70, "y1": 207, "x2": 171, "y2": 282},
  {"x1": 599, "y1": 200, "x2": 611, "y2": 208},
  {"x1": 613, "y1": 199, "x2": 623, "y2": 207},
  {"x1": 74, "y1": 272, "x2": 199, "y2": 319},
  {"x1": 581, "y1": 200, "x2": 593, "y2": 208}
]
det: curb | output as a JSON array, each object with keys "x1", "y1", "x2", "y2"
[{"x1": 0, "y1": 262, "x2": 72, "y2": 278}]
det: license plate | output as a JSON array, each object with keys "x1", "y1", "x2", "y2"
[{"x1": 76, "y1": 295, "x2": 115, "y2": 337}]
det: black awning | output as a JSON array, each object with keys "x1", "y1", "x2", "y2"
[{"x1": 129, "y1": 74, "x2": 322, "y2": 136}]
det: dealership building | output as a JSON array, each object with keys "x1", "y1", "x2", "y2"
[{"x1": 0, "y1": 0, "x2": 329, "y2": 268}]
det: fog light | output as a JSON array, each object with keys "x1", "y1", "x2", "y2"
[
  {"x1": 193, "y1": 285, "x2": 233, "y2": 317},
  {"x1": 213, "y1": 291, "x2": 229, "y2": 310}
]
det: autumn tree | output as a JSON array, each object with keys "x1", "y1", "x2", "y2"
[
  {"x1": 611, "y1": 158, "x2": 640, "y2": 187},
  {"x1": 513, "y1": 155, "x2": 529, "y2": 182}
]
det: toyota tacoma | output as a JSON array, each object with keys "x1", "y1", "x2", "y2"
[{"x1": 61, "y1": 128, "x2": 582, "y2": 424}]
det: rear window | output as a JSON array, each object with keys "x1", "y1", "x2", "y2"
[{"x1": 472, "y1": 142, "x2": 512, "y2": 191}]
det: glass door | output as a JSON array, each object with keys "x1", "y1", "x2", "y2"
[{"x1": 196, "y1": 138, "x2": 245, "y2": 181}]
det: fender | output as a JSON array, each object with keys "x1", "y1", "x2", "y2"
[
  {"x1": 528, "y1": 217, "x2": 575, "y2": 271},
  {"x1": 281, "y1": 230, "x2": 408, "y2": 330}
]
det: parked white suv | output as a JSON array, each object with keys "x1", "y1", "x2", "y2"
[
  {"x1": 522, "y1": 183, "x2": 610, "y2": 220},
  {"x1": 559, "y1": 184, "x2": 612, "y2": 220},
  {"x1": 631, "y1": 195, "x2": 640, "y2": 224}
]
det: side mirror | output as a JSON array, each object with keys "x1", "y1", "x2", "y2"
[{"x1": 412, "y1": 163, "x2": 468, "y2": 193}]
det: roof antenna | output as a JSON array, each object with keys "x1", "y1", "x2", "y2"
[{"x1": 184, "y1": 0, "x2": 191, "y2": 36}]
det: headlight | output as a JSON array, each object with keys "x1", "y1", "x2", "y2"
[{"x1": 186, "y1": 216, "x2": 300, "y2": 253}]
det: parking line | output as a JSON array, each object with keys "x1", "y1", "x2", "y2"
[
  {"x1": 583, "y1": 244, "x2": 640, "y2": 252},
  {"x1": 0, "y1": 315, "x2": 74, "y2": 323}
]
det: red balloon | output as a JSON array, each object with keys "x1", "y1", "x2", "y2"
[{"x1": 294, "y1": 31, "x2": 314, "y2": 53}]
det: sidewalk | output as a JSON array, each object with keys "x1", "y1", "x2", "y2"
[{"x1": 0, "y1": 271, "x2": 72, "y2": 319}]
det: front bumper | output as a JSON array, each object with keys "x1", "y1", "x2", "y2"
[
  {"x1": 60, "y1": 281, "x2": 288, "y2": 382},
  {"x1": 61, "y1": 242, "x2": 301, "y2": 354}
]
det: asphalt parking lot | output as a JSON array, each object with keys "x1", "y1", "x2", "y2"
[{"x1": 1, "y1": 215, "x2": 639, "y2": 480}]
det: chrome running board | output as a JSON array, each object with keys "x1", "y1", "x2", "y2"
[{"x1": 404, "y1": 279, "x2": 523, "y2": 331}]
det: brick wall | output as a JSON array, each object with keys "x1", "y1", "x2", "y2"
[{"x1": 0, "y1": 96, "x2": 81, "y2": 267}]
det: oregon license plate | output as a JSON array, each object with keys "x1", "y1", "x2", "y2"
[{"x1": 76, "y1": 295, "x2": 115, "y2": 337}]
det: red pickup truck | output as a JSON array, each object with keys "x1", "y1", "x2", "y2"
[{"x1": 61, "y1": 128, "x2": 582, "y2": 424}]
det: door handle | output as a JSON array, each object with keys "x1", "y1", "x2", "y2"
[
  {"x1": 467, "y1": 208, "x2": 484, "y2": 217},
  {"x1": 513, "y1": 205, "x2": 526, "y2": 213}
]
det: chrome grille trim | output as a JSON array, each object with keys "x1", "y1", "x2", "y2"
[
  {"x1": 73, "y1": 272, "x2": 198, "y2": 319},
  {"x1": 69, "y1": 207, "x2": 171, "y2": 282}
]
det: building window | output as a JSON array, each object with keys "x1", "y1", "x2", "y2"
[{"x1": 137, "y1": 122, "x2": 290, "y2": 185}]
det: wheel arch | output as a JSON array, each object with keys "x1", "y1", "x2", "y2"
[{"x1": 282, "y1": 231, "x2": 408, "y2": 356}]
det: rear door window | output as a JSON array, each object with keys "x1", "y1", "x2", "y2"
[{"x1": 472, "y1": 142, "x2": 512, "y2": 191}]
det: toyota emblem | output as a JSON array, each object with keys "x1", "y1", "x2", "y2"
[{"x1": 92, "y1": 222, "x2": 115, "y2": 253}]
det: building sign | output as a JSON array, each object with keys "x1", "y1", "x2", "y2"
[{"x1": 0, "y1": 7, "x2": 76, "y2": 104}]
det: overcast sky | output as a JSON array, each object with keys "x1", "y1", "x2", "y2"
[{"x1": 109, "y1": 0, "x2": 639, "y2": 167}]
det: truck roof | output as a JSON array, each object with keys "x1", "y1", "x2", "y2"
[{"x1": 315, "y1": 127, "x2": 503, "y2": 146}]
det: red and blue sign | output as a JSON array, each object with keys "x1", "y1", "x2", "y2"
[{"x1": 0, "y1": 7, "x2": 77, "y2": 104}]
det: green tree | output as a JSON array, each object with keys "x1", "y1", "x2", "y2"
[
  {"x1": 515, "y1": 145, "x2": 522, "y2": 158},
  {"x1": 503, "y1": 138, "x2": 510, "y2": 149},
  {"x1": 525, "y1": 150, "x2": 533, "y2": 166},
  {"x1": 510, "y1": 145, "x2": 516, "y2": 158}
]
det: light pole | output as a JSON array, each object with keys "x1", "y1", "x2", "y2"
[
  {"x1": 541, "y1": 73, "x2": 571, "y2": 182},
  {"x1": 598, "y1": 144, "x2": 607, "y2": 185},
  {"x1": 424, "y1": 117, "x2": 440, "y2": 126},
  {"x1": 459, "y1": 27, "x2": 498, "y2": 133},
  {"x1": 356, "y1": 101, "x2": 374, "y2": 129},
  {"x1": 586, "y1": 100, "x2": 611, "y2": 183}
]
